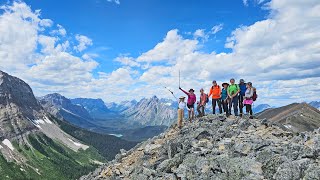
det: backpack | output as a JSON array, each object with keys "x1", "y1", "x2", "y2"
[
  {"x1": 252, "y1": 88, "x2": 258, "y2": 101},
  {"x1": 205, "y1": 94, "x2": 209, "y2": 103}
]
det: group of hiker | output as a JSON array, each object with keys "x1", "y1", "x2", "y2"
[{"x1": 177, "y1": 78, "x2": 257, "y2": 128}]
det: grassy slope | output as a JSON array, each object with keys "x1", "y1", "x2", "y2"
[
  {"x1": 1, "y1": 133, "x2": 104, "y2": 180},
  {"x1": 50, "y1": 115, "x2": 137, "y2": 160}
]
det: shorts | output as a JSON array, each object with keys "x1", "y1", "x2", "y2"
[{"x1": 187, "y1": 103, "x2": 195, "y2": 109}]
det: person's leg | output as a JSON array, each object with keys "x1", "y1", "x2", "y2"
[
  {"x1": 239, "y1": 95, "x2": 244, "y2": 117},
  {"x1": 201, "y1": 106, "x2": 205, "y2": 116},
  {"x1": 177, "y1": 109, "x2": 182, "y2": 128},
  {"x1": 217, "y1": 99, "x2": 222, "y2": 114},
  {"x1": 191, "y1": 108, "x2": 194, "y2": 120},
  {"x1": 197, "y1": 105, "x2": 201, "y2": 116},
  {"x1": 212, "y1": 99, "x2": 216, "y2": 114},
  {"x1": 249, "y1": 105, "x2": 253, "y2": 119},
  {"x1": 228, "y1": 98, "x2": 232, "y2": 115},
  {"x1": 225, "y1": 101, "x2": 229, "y2": 116},
  {"x1": 233, "y1": 96, "x2": 239, "y2": 116}
]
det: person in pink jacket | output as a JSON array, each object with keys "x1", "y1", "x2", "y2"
[
  {"x1": 179, "y1": 87, "x2": 196, "y2": 121},
  {"x1": 243, "y1": 82, "x2": 254, "y2": 119}
]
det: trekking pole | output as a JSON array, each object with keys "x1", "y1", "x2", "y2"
[
  {"x1": 165, "y1": 87, "x2": 177, "y2": 99},
  {"x1": 179, "y1": 70, "x2": 181, "y2": 88}
]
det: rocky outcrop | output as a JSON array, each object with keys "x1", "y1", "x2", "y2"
[{"x1": 81, "y1": 115, "x2": 320, "y2": 180}]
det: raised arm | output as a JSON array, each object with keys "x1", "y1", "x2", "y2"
[{"x1": 179, "y1": 87, "x2": 189, "y2": 96}]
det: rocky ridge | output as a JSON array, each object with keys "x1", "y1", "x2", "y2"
[{"x1": 81, "y1": 115, "x2": 320, "y2": 180}]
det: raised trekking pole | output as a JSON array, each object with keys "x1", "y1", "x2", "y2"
[
  {"x1": 165, "y1": 87, "x2": 177, "y2": 99},
  {"x1": 179, "y1": 70, "x2": 180, "y2": 88}
]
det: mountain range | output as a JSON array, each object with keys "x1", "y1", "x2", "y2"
[{"x1": 0, "y1": 70, "x2": 135, "y2": 179}]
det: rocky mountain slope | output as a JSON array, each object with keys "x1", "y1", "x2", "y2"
[
  {"x1": 121, "y1": 96, "x2": 177, "y2": 127},
  {"x1": 0, "y1": 70, "x2": 106, "y2": 179},
  {"x1": 81, "y1": 115, "x2": 320, "y2": 180},
  {"x1": 257, "y1": 103, "x2": 320, "y2": 132},
  {"x1": 38, "y1": 93, "x2": 99, "y2": 129}
]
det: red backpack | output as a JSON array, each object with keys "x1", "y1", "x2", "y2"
[{"x1": 252, "y1": 88, "x2": 258, "y2": 101}]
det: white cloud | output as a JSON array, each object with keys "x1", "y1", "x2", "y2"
[
  {"x1": 211, "y1": 24, "x2": 223, "y2": 34},
  {"x1": 137, "y1": 29, "x2": 198, "y2": 63},
  {"x1": 107, "y1": 0, "x2": 120, "y2": 5},
  {"x1": 51, "y1": 24, "x2": 67, "y2": 36},
  {"x1": 115, "y1": 55, "x2": 140, "y2": 67},
  {"x1": 74, "y1": 34, "x2": 93, "y2": 52}
]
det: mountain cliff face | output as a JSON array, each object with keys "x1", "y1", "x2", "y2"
[
  {"x1": 81, "y1": 115, "x2": 320, "y2": 180},
  {"x1": 257, "y1": 103, "x2": 320, "y2": 132},
  {"x1": 71, "y1": 98, "x2": 112, "y2": 119},
  {"x1": 121, "y1": 96, "x2": 177, "y2": 127},
  {"x1": 0, "y1": 70, "x2": 42, "y2": 139}
]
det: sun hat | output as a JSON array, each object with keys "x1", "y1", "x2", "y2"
[
  {"x1": 189, "y1": 89, "x2": 195, "y2": 92},
  {"x1": 222, "y1": 83, "x2": 229, "y2": 86},
  {"x1": 179, "y1": 96, "x2": 185, "y2": 99}
]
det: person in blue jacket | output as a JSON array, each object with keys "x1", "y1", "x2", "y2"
[{"x1": 238, "y1": 79, "x2": 247, "y2": 117}]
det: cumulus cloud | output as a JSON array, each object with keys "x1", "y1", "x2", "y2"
[
  {"x1": 51, "y1": 24, "x2": 67, "y2": 36},
  {"x1": 115, "y1": 55, "x2": 140, "y2": 67},
  {"x1": 74, "y1": 34, "x2": 93, "y2": 52}
]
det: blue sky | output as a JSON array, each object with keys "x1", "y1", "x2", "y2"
[
  {"x1": 0, "y1": 0, "x2": 319, "y2": 106},
  {"x1": 23, "y1": 0, "x2": 268, "y2": 74}
]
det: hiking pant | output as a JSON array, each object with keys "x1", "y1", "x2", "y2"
[
  {"x1": 177, "y1": 109, "x2": 184, "y2": 127},
  {"x1": 238, "y1": 94, "x2": 244, "y2": 116},
  {"x1": 212, "y1": 98, "x2": 222, "y2": 114},
  {"x1": 221, "y1": 100, "x2": 228, "y2": 114},
  {"x1": 245, "y1": 104, "x2": 253, "y2": 116},
  {"x1": 228, "y1": 96, "x2": 239, "y2": 116},
  {"x1": 197, "y1": 105, "x2": 205, "y2": 117}
]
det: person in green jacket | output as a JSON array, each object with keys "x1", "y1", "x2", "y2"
[{"x1": 227, "y1": 78, "x2": 240, "y2": 116}]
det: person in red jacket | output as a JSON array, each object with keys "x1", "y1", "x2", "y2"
[
  {"x1": 179, "y1": 87, "x2": 196, "y2": 121},
  {"x1": 208, "y1": 80, "x2": 222, "y2": 114},
  {"x1": 197, "y1": 88, "x2": 207, "y2": 117}
]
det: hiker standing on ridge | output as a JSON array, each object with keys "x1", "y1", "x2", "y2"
[
  {"x1": 208, "y1": 80, "x2": 222, "y2": 114},
  {"x1": 243, "y1": 82, "x2": 254, "y2": 119},
  {"x1": 197, "y1": 88, "x2": 207, "y2": 117},
  {"x1": 238, "y1": 79, "x2": 247, "y2": 117},
  {"x1": 177, "y1": 96, "x2": 187, "y2": 128},
  {"x1": 179, "y1": 87, "x2": 196, "y2": 121},
  {"x1": 221, "y1": 83, "x2": 229, "y2": 116},
  {"x1": 227, "y1": 78, "x2": 240, "y2": 116}
]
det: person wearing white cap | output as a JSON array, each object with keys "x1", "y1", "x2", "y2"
[{"x1": 177, "y1": 96, "x2": 187, "y2": 128}]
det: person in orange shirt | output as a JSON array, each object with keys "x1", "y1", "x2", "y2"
[{"x1": 208, "y1": 80, "x2": 222, "y2": 114}]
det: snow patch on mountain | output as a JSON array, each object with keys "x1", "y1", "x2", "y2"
[{"x1": 2, "y1": 139, "x2": 14, "y2": 151}]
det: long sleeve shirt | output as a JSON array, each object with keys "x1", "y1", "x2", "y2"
[
  {"x1": 208, "y1": 85, "x2": 221, "y2": 99},
  {"x1": 180, "y1": 88, "x2": 196, "y2": 105},
  {"x1": 245, "y1": 88, "x2": 254, "y2": 99}
]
